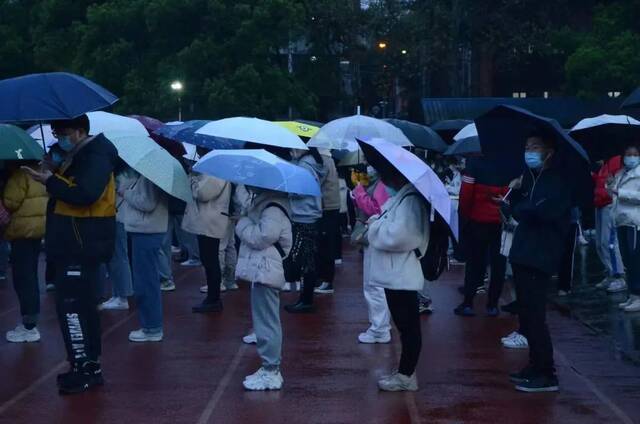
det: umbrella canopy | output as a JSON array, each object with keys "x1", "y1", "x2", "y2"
[
  {"x1": 107, "y1": 134, "x2": 191, "y2": 203},
  {"x1": 431, "y1": 119, "x2": 473, "y2": 144},
  {"x1": 274, "y1": 121, "x2": 320, "y2": 138},
  {"x1": 153, "y1": 120, "x2": 245, "y2": 150},
  {"x1": 129, "y1": 115, "x2": 186, "y2": 157},
  {"x1": 0, "y1": 124, "x2": 45, "y2": 160},
  {"x1": 444, "y1": 123, "x2": 481, "y2": 156},
  {"x1": 569, "y1": 114, "x2": 640, "y2": 161},
  {"x1": 0, "y1": 72, "x2": 118, "y2": 122},
  {"x1": 475, "y1": 105, "x2": 592, "y2": 206},
  {"x1": 194, "y1": 149, "x2": 321, "y2": 196},
  {"x1": 196, "y1": 117, "x2": 308, "y2": 150},
  {"x1": 384, "y1": 119, "x2": 448, "y2": 152},
  {"x1": 356, "y1": 138, "x2": 453, "y2": 233},
  {"x1": 308, "y1": 115, "x2": 411, "y2": 151},
  {"x1": 621, "y1": 88, "x2": 640, "y2": 109}
]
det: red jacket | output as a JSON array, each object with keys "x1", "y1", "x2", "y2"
[
  {"x1": 459, "y1": 174, "x2": 508, "y2": 224},
  {"x1": 593, "y1": 156, "x2": 622, "y2": 208}
]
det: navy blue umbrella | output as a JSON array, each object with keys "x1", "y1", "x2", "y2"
[
  {"x1": 621, "y1": 88, "x2": 640, "y2": 109},
  {"x1": 385, "y1": 118, "x2": 449, "y2": 152},
  {"x1": 153, "y1": 120, "x2": 245, "y2": 150},
  {"x1": 444, "y1": 135, "x2": 481, "y2": 156},
  {"x1": 475, "y1": 104, "x2": 592, "y2": 205},
  {"x1": 431, "y1": 119, "x2": 473, "y2": 144},
  {"x1": 0, "y1": 72, "x2": 118, "y2": 122}
]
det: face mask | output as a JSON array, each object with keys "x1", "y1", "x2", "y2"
[
  {"x1": 624, "y1": 155, "x2": 640, "y2": 169},
  {"x1": 385, "y1": 185, "x2": 398, "y2": 197},
  {"x1": 51, "y1": 151, "x2": 65, "y2": 166},
  {"x1": 57, "y1": 136, "x2": 74, "y2": 152},
  {"x1": 366, "y1": 166, "x2": 377, "y2": 177},
  {"x1": 524, "y1": 152, "x2": 544, "y2": 170}
]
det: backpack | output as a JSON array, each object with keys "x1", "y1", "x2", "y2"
[
  {"x1": 264, "y1": 202, "x2": 291, "y2": 259},
  {"x1": 401, "y1": 193, "x2": 451, "y2": 282}
]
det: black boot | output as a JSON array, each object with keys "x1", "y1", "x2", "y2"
[
  {"x1": 58, "y1": 361, "x2": 104, "y2": 395},
  {"x1": 284, "y1": 301, "x2": 314, "y2": 314},
  {"x1": 192, "y1": 298, "x2": 223, "y2": 313}
]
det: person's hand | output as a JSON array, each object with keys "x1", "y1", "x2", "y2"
[
  {"x1": 492, "y1": 195, "x2": 508, "y2": 205},
  {"x1": 508, "y1": 176, "x2": 523, "y2": 190},
  {"x1": 21, "y1": 166, "x2": 52, "y2": 184}
]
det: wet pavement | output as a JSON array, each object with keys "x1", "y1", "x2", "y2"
[{"x1": 0, "y1": 244, "x2": 638, "y2": 423}]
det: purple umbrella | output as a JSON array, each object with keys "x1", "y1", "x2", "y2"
[{"x1": 129, "y1": 115, "x2": 186, "y2": 157}]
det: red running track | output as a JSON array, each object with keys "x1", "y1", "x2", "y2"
[{"x1": 0, "y1": 245, "x2": 639, "y2": 424}]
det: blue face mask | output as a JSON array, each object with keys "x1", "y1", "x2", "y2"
[
  {"x1": 57, "y1": 136, "x2": 74, "y2": 152},
  {"x1": 624, "y1": 155, "x2": 640, "y2": 170},
  {"x1": 385, "y1": 185, "x2": 398, "y2": 197},
  {"x1": 524, "y1": 152, "x2": 544, "y2": 170},
  {"x1": 51, "y1": 151, "x2": 65, "y2": 166}
]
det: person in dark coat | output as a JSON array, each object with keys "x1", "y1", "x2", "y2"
[{"x1": 500, "y1": 130, "x2": 572, "y2": 393}]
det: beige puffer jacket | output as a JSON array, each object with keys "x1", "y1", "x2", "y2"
[{"x1": 182, "y1": 173, "x2": 231, "y2": 239}]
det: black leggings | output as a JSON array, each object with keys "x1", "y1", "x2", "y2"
[
  {"x1": 385, "y1": 289, "x2": 422, "y2": 376},
  {"x1": 197, "y1": 235, "x2": 221, "y2": 302}
]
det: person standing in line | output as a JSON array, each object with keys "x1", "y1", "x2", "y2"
[
  {"x1": 368, "y1": 164, "x2": 429, "y2": 392},
  {"x1": 593, "y1": 156, "x2": 626, "y2": 292},
  {"x1": 557, "y1": 207, "x2": 580, "y2": 296},
  {"x1": 609, "y1": 143, "x2": 640, "y2": 312},
  {"x1": 3, "y1": 162, "x2": 47, "y2": 342},
  {"x1": 99, "y1": 164, "x2": 134, "y2": 310},
  {"x1": 182, "y1": 171, "x2": 231, "y2": 313},
  {"x1": 236, "y1": 186, "x2": 292, "y2": 390},
  {"x1": 121, "y1": 173, "x2": 168, "y2": 342},
  {"x1": 284, "y1": 148, "x2": 326, "y2": 313},
  {"x1": 352, "y1": 166, "x2": 392, "y2": 344},
  {"x1": 315, "y1": 150, "x2": 341, "y2": 295}
]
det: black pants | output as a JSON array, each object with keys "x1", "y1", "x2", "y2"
[
  {"x1": 513, "y1": 264, "x2": 555, "y2": 376},
  {"x1": 285, "y1": 223, "x2": 319, "y2": 305},
  {"x1": 317, "y1": 210, "x2": 340, "y2": 283},
  {"x1": 197, "y1": 235, "x2": 221, "y2": 302},
  {"x1": 462, "y1": 222, "x2": 506, "y2": 308},
  {"x1": 385, "y1": 289, "x2": 422, "y2": 376},
  {"x1": 10, "y1": 239, "x2": 42, "y2": 327},
  {"x1": 55, "y1": 261, "x2": 102, "y2": 365},
  {"x1": 45, "y1": 260, "x2": 56, "y2": 285},
  {"x1": 558, "y1": 224, "x2": 578, "y2": 292}
]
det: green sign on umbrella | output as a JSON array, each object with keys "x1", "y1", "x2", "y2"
[{"x1": 0, "y1": 124, "x2": 45, "y2": 161}]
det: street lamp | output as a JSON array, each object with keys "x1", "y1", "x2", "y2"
[
  {"x1": 378, "y1": 41, "x2": 387, "y2": 50},
  {"x1": 170, "y1": 81, "x2": 183, "y2": 121}
]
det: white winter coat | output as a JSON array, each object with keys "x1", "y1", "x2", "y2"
[
  {"x1": 610, "y1": 164, "x2": 640, "y2": 228},
  {"x1": 235, "y1": 192, "x2": 292, "y2": 289},
  {"x1": 182, "y1": 174, "x2": 231, "y2": 239},
  {"x1": 368, "y1": 184, "x2": 429, "y2": 291},
  {"x1": 121, "y1": 176, "x2": 168, "y2": 234}
]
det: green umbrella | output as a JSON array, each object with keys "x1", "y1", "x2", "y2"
[
  {"x1": 106, "y1": 132, "x2": 191, "y2": 203},
  {"x1": 0, "y1": 124, "x2": 45, "y2": 160}
]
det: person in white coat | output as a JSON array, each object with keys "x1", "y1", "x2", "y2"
[
  {"x1": 608, "y1": 143, "x2": 640, "y2": 312},
  {"x1": 120, "y1": 173, "x2": 169, "y2": 342},
  {"x1": 368, "y1": 166, "x2": 429, "y2": 392},
  {"x1": 182, "y1": 172, "x2": 231, "y2": 313},
  {"x1": 235, "y1": 187, "x2": 292, "y2": 391}
]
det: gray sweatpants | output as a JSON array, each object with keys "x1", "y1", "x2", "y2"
[{"x1": 251, "y1": 283, "x2": 282, "y2": 370}]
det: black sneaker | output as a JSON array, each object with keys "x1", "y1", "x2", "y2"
[
  {"x1": 57, "y1": 365, "x2": 78, "y2": 385},
  {"x1": 284, "y1": 301, "x2": 314, "y2": 314},
  {"x1": 453, "y1": 303, "x2": 475, "y2": 317},
  {"x1": 515, "y1": 375, "x2": 559, "y2": 393},
  {"x1": 192, "y1": 299, "x2": 223, "y2": 313},
  {"x1": 509, "y1": 366, "x2": 536, "y2": 384},
  {"x1": 58, "y1": 362, "x2": 104, "y2": 395}
]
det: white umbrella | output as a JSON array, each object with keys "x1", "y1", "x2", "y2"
[
  {"x1": 571, "y1": 114, "x2": 640, "y2": 131},
  {"x1": 358, "y1": 137, "x2": 454, "y2": 236},
  {"x1": 195, "y1": 117, "x2": 308, "y2": 150},
  {"x1": 453, "y1": 123, "x2": 477, "y2": 142},
  {"x1": 308, "y1": 115, "x2": 411, "y2": 151},
  {"x1": 108, "y1": 134, "x2": 191, "y2": 203},
  {"x1": 182, "y1": 142, "x2": 200, "y2": 161}
]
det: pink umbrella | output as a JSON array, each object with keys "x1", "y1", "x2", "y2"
[{"x1": 129, "y1": 115, "x2": 186, "y2": 157}]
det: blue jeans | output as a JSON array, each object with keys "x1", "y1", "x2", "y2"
[
  {"x1": 617, "y1": 226, "x2": 640, "y2": 296},
  {"x1": 131, "y1": 233, "x2": 164, "y2": 331},
  {"x1": 107, "y1": 222, "x2": 133, "y2": 298}
]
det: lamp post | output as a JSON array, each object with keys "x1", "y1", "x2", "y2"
[{"x1": 170, "y1": 81, "x2": 183, "y2": 121}]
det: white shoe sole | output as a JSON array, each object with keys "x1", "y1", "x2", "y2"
[
  {"x1": 607, "y1": 287, "x2": 627, "y2": 293},
  {"x1": 129, "y1": 335, "x2": 163, "y2": 342},
  {"x1": 6, "y1": 335, "x2": 40, "y2": 343},
  {"x1": 515, "y1": 385, "x2": 559, "y2": 393},
  {"x1": 502, "y1": 343, "x2": 528, "y2": 349},
  {"x1": 100, "y1": 305, "x2": 129, "y2": 311}
]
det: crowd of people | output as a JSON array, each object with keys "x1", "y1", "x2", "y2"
[{"x1": 2, "y1": 111, "x2": 639, "y2": 398}]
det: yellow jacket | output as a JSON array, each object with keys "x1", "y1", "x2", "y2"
[{"x1": 3, "y1": 168, "x2": 48, "y2": 241}]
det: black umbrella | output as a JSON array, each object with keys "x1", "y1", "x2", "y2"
[
  {"x1": 430, "y1": 119, "x2": 473, "y2": 144},
  {"x1": 384, "y1": 118, "x2": 448, "y2": 152},
  {"x1": 444, "y1": 135, "x2": 481, "y2": 156},
  {"x1": 621, "y1": 88, "x2": 640, "y2": 109},
  {"x1": 569, "y1": 114, "x2": 640, "y2": 161}
]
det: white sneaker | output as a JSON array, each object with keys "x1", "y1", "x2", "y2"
[
  {"x1": 502, "y1": 332, "x2": 528, "y2": 349},
  {"x1": 607, "y1": 279, "x2": 627, "y2": 293},
  {"x1": 242, "y1": 332, "x2": 257, "y2": 344},
  {"x1": 295, "y1": 281, "x2": 302, "y2": 291},
  {"x1": 220, "y1": 284, "x2": 227, "y2": 293},
  {"x1": 501, "y1": 331, "x2": 518, "y2": 343},
  {"x1": 358, "y1": 332, "x2": 391, "y2": 344},
  {"x1": 181, "y1": 259, "x2": 202, "y2": 267},
  {"x1": 282, "y1": 282, "x2": 292, "y2": 292},
  {"x1": 99, "y1": 297, "x2": 129, "y2": 311},
  {"x1": 334, "y1": 259, "x2": 343, "y2": 265},
  {"x1": 595, "y1": 277, "x2": 612, "y2": 289},
  {"x1": 243, "y1": 368, "x2": 283, "y2": 391},
  {"x1": 624, "y1": 298, "x2": 640, "y2": 313},
  {"x1": 6, "y1": 325, "x2": 40, "y2": 343},
  {"x1": 128, "y1": 329, "x2": 163, "y2": 342},
  {"x1": 314, "y1": 282, "x2": 334, "y2": 294},
  {"x1": 378, "y1": 372, "x2": 418, "y2": 392},
  {"x1": 619, "y1": 295, "x2": 638, "y2": 309},
  {"x1": 200, "y1": 285, "x2": 208, "y2": 294},
  {"x1": 171, "y1": 245, "x2": 182, "y2": 254},
  {"x1": 45, "y1": 283, "x2": 56, "y2": 292},
  {"x1": 160, "y1": 280, "x2": 176, "y2": 292},
  {"x1": 225, "y1": 282, "x2": 240, "y2": 290}
]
